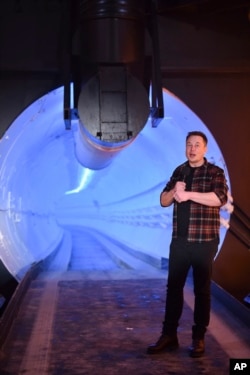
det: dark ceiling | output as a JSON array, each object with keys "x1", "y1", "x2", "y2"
[
  {"x1": 157, "y1": 0, "x2": 250, "y2": 38},
  {"x1": 0, "y1": 1, "x2": 248, "y2": 47},
  {"x1": 2, "y1": 0, "x2": 250, "y2": 38},
  {"x1": 0, "y1": 0, "x2": 249, "y2": 78}
]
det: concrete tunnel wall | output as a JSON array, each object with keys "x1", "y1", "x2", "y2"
[{"x1": 0, "y1": 86, "x2": 232, "y2": 280}]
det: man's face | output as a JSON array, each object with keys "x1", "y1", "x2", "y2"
[{"x1": 185, "y1": 135, "x2": 207, "y2": 167}]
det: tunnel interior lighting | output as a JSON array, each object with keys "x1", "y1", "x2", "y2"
[{"x1": 0, "y1": 86, "x2": 232, "y2": 280}]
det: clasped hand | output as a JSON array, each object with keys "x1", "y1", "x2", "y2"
[{"x1": 173, "y1": 181, "x2": 189, "y2": 203}]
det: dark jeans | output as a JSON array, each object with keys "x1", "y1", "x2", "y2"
[{"x1": 163, "y1": 237, "x2": 218, "y2": 339}]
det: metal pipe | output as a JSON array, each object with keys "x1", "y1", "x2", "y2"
[{"x1": 74, "y1": 0, "x2": 150, "y2": 169}]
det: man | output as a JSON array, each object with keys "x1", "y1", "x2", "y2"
[{"x1": 147, "y1": 131, "x2": 228, "y2": 358}]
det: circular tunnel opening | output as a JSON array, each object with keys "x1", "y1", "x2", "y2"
[{"x1": 0, "y1": 87, "x2": 232, "y2": 281}]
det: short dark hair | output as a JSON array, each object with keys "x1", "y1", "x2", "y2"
[{"x1": 186, "y1": 131, "x2": 208, "y2": 145}]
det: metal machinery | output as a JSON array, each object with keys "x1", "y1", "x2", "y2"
[{"x1": 62, "y1": 0, "x2": 164, "y2": 169}]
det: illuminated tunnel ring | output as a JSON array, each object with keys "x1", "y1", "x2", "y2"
[{"x1": 0, "y1": 87, "x2": 232, "y2": 280}]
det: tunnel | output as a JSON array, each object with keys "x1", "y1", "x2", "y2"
[
  {"x1": 1, "y1": 3, "x2": 250, "y2": 373},
  {"x1": 0, "y1": 86, "x2": 232, "y2": 282},
  {"x1": 0, "y1": 0, "x2": 233, "y2": 303}
]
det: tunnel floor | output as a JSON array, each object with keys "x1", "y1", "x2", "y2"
[
  {"x1": 0, "y1": 269, "x2": 249, "y2": 375},
  {"x1": 67, "y1": 228, "x2": 121, "y2": 271}
]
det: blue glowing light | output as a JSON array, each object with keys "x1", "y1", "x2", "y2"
[{"x1": 0, "y1": 87, "x2": 232, "y2": 279}]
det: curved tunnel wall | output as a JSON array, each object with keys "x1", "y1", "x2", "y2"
[{"x1": 0, "y1": 87, "x2": 231, "y2": 281}]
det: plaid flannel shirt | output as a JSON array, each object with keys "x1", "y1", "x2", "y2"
[{"x1": 162, "y1": 158, "x2": 228, "y2": 242}]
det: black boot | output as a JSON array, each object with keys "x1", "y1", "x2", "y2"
[
  {"x1": 189, "y1": 339, "x2": 205, "y2": 358},
  {"x1": 147, "y1": 334, "x2": 179, "y2": 354}
]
